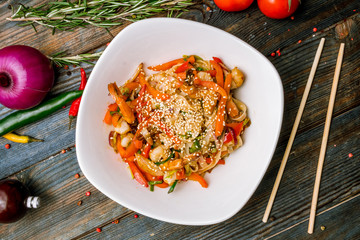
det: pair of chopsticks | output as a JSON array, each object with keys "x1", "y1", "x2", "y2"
[{"x1": 262, "y1": 38, "x2": 345, "y2": 234}]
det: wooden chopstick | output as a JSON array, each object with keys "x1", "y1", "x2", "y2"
[
  {"x1": 262, "y1": 38, "x2": 326, "y2": 223},
  {"x1": 308, "y1": 43, "x2": 345, "y2": 234}
]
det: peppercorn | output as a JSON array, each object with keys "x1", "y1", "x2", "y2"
[
  {"x1": 96, "y1": 228, "x2": 102, "y2": 233},
  {"x1": 4, "y1": 144, "x2": 11, "y2": 149},
  {"x1": 85, "y1": 191, "x2": 91, "y2": 196},
  {"x1": 74, "y1": 173, "x2": 80, "y2": 179}
]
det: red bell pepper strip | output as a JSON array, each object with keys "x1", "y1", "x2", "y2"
[
  {"x1": 103, "y1": 110, "x2": 112, "y2": 125},
  {"x1": 224, "y1": 73, "x2": 232, "y2": 95},
  {"x1": 223, "y1": 131, "x2": 233, "y2": 144},
  {"x1": 175, "y1": 61, "x2": 192, "y2": 73},
  {"x1": 188, "y1": 173, "x2": 208, "y2": 188},
  {"x1": 141, "y1": 142, "x2": 152, "y2": 159},
  {"x1": 206, "y1": 70, "x2": 217, "y2": 77},
  {"x1": 210, "y1": 60, "x2": 224, "y2": 88},
  {"x1": 215, "y1": 98, "x2": 227, "y2": 137},
  {"x1": 176, "y1": 168, "x2": 186, "y2": 180},
  {"x1": 217, "y1": 159, "x2": 225, "y2": 165},
  {"x1": 68, "y1": 68, "x2": 87, "y2": 129},
  {"x1": 212, "y1": 57, "x2": 223, "y2": 64},
  {"x1": 155, "y1": 182, "x2": 169, "y2": 188},
  {"x1": 144, "y1": 172, "x2": 163, "y2": 182},
  {"x1": 225, "y1": 122, "x2": 244, "y2": 137},
  {"x1": 186, "y1": 55, "x2": 196, "y2": 64},
  {"x1": 124, "y1": 82, "x2": 140, "y2": 91},
  {"x1": 193, "y1": 75, "x2": 227, "y2": 100},
  {"x1": 126, "y1": 160, "x2": 149, "y2": 187},
  {"x1": 148, "y1": 58, "x2": 185, "y2": 71},
  {"x1": 176, "y1": 72, "x2": 187, "y2": 81}
]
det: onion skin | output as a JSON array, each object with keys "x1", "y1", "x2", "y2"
[{"x1": 0, "y1": 45, "x2": 54, "y2": 110}]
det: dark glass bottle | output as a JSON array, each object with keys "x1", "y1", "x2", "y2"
[{"x1": 0, "y1": 179, "x2": 40, "y2": 223}]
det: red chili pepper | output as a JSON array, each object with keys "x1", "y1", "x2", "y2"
[{"x1": 69, "y1": 68, "x2": 87, "y2": 129}]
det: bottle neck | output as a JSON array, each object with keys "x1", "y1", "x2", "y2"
[{"x1": 26, "y1": 196, "x2": 40, "y2": 208}]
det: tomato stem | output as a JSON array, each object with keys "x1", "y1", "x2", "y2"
[{"x1": 0, "y1": 73, "x2": 10, "y2": 88}]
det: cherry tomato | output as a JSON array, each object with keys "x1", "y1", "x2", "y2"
[
  {"x1": 214, "y1": 0, "x2": 254, "y2": 12},
  {"x1": 257, "y1": 0, "x2": 299, "y2": 19}
]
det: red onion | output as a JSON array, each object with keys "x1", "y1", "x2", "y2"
[{"x1": 0, "y1": 45, "x2": 54, "y2": 110}]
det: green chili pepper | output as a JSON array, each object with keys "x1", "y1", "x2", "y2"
[
  {"x1": 168, "y1": 180, "x2": 178, "y2": 194},
  {"x1": 0, "y1": 90, "x2": 83, "y2": 136}
]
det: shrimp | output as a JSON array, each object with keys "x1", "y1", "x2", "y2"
[{"x1": 108, "y1": 82, "x2": 135, "y2": 124}]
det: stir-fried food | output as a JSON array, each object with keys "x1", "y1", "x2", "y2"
[{"x1": 104, "y1": 55, "x2": 250, "y2": 193}]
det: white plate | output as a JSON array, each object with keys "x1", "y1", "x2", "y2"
[{"x1": 76, "y1": 18, "x2": 283, "y2": 225}]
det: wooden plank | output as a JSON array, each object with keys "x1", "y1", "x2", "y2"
[
  {"x1": 0, "y1": 0, "x2": 359, "y2": 239},
  {"x1": 265, "y1": 194, "x2": 360, "y2": 239},
  {"x1": 1, "y1": 102, "x2": 356, "y2": 239}
]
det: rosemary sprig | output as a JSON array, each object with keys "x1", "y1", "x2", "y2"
[
  {"x1": 49, "y1": 51, "x2": 103, "y2": 67},
  {"x1": 7, "y1": 0, "x2": 193, "y2": 33}
]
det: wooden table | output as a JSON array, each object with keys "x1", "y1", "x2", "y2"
[{"x1": 1, "y1": 0, "x2": 359, "y2": 239}]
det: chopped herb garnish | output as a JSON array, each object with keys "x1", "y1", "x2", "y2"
[
  {"x1": 155, "y1": 150, "x2": 174, "y2": 166},
  {"x1": 150, "y1": 184, "x2": 154, "y2": 192},
  {"x1": 189, "y1": 139, "x2": 201, "y2": 153},
  {"x1": 109, "y1": 106, "x2": 120, "y2": 116},
  {"x1": 179, "y1": 110, "x2": 187, "y2": 115},
  {"x1": 120, "y1": 87, "x2": 130, "y2": 96},
  {"x1": 137, "y1": 150, "x2": 141, "y2": 154},
  {"x1": 149, "y1": 181, "x2": 163, "y2": 185},
  {"x1": 196, "y1": 67, "x2": 204, "y2": 71},
  {"x1": 168, "y1": 180, "x2": 178, "y2": 194},
  {"x1": 179, "y1": 131, "x2": 192, "y2": 139}
]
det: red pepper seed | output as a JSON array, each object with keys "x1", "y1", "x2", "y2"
[
  {"x1": 96, "y1": 228, "x2": 101, "y2": 233},
  {"x1": 61, "y1": 149, "x2": 66, "y2": 154},
  {"x1": 271, "y1": 52, "x2": 275, "y2": 57},
  {"x1": 313, "y1": 27, "x2": 318, "y2": 32},
  {"x1": 134, "y1": 214, "x2": 139, "y2": 218},
  {"x1": 291, "y1": 16, "x2": 295, "y2": 20},
  {"x1": 74, "y1": 173, "x2": 80, "y2": 179},
  {"x1": 348, "y1": 153, "x2": 353, "y2": 158},
  {"x1": 5, "y1": 144, "x2": 11, "y2": 149},
  {"x1": 86, "y1": 191, "x2": 91, "y2": 196},
  {"x1": 113, "y1": 219, "x2": 119, "y2": 224}
]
